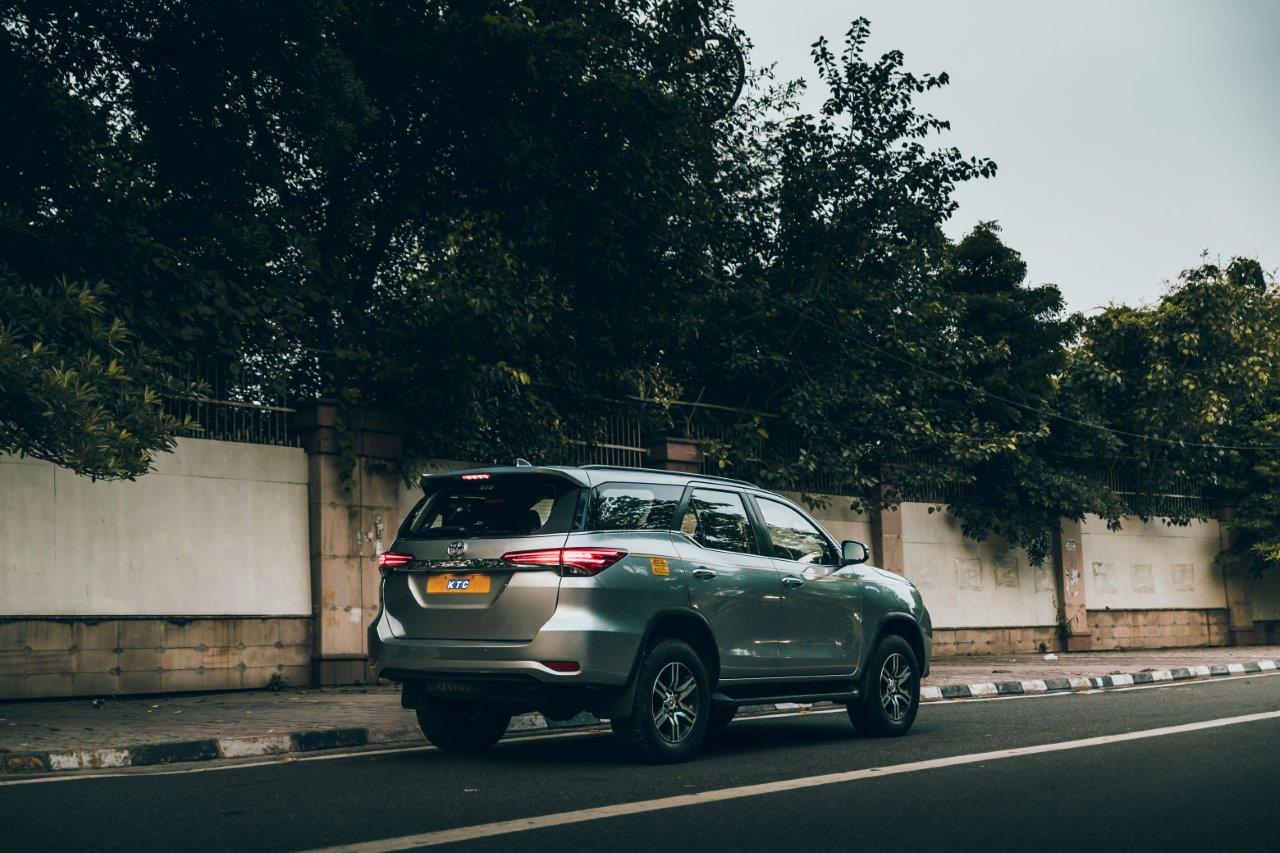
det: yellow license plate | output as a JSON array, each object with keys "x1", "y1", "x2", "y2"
[{"x1": 427, "y1": 573, "x2": 491, "y2": 594}]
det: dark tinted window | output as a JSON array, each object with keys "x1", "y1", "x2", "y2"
[
  {"x1": 681, "y1": 489, "x2": 757, "y2": 554},
  {"x1": 588, "y1": 483, "x2": 683, "y2": 531},
  {"x1": 399, "y1": 476, "x2": 580, "y2": 540},
  {"x1": 756, "y1": 498, "x2": 836, "y2": 565}
]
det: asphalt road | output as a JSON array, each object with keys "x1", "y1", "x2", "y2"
[{"x1": 2, "y1": 674, "x2": 1278, "y2": 851}]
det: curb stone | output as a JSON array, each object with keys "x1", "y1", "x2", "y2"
[
  {"x1": 3, "y1": 657, "x2": 1277, "y2": 776},
  {"x1": 916, "y1": 658, "x2": 1277, "y2": 702}
]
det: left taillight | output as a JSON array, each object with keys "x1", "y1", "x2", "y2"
[
  {"x1": 377, "y1": 551, "x2": 414, "y2": 578},
  {"x1": 500, "y1": 547, "x2": 628, "y2": 577}
]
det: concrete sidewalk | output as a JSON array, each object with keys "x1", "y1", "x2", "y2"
[{"x1": 3, "y1": 645, "x2": 1278, "y2": 774}]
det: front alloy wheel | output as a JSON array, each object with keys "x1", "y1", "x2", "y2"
[
  {"x1": 848, "y1": 634, "x2": 920, "y2": 737},
  {"x1": 880, "y1": 652, "x2": 913, "y2": 722}
]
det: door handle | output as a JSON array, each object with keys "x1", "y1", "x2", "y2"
[
  {"x1": 692, "y1": 568, "x2": 718, "y2": 580},
  {"x1": 782, "y1": 575, "x2": 804, "y2": 588}
]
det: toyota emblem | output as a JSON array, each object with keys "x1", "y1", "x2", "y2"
[{"x1": 447, "y1": 540, "x2": 467, "y2": 558}]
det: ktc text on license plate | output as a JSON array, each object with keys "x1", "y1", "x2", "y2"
[{"x1": 427, "y1": 573, "x2": 491, "y2": 594}]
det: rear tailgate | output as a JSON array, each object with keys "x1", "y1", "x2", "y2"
[{"x1": 382, "y1": 472, "x2": 581, "y2": 642}]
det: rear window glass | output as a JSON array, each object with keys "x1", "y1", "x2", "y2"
[
  {"x1": 587, "y1": 483, "x2": 683, "y2": 531},
  {"x1": 399, "y1": 476, "x2": 581, "y2": 540}
]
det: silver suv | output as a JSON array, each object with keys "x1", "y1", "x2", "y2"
[{"x1": 370, "y1": 464, "x2": 932, "y2": 762}]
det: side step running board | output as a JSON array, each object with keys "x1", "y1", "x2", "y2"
[{"x1": 712, "y1": 688, "x2": 859, "y2": 707}]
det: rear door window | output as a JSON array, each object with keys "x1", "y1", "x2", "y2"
[
  {"x1": 587, "y1": 483, "x2": 684, "y2": 531},
  {"x1": 681, "y1": 489, "x2": 758, "y2": 554},
  {"x1": 399, "y1": 476, "x2": 580, "y2": 540}
]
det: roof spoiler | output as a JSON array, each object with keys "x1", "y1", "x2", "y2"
[{"x1": 418, "y1": 466, "x2": 590, "y2": 492}]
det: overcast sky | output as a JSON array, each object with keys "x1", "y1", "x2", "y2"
[{"x1": 733, "y1": 0, "x2": 1280, "y2": 314}]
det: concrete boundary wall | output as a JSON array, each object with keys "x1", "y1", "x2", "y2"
[
  {"x1": 898, "y1": 503, "x2": 1058, "y2": 631},
  {"x1": 0, "y1": 438, "x2": 310, "y2": 617},
  {"x1": 0, "y1": 616, "x2": 311, "y2": 700},
  {"x1": 5, "y1": 425, "x2": 1280, "y2": 700},
  {"x1": 1079, "y1": 516, "x2": 1225, "y2": 611}
]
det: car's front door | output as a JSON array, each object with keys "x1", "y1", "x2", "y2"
[
  {"x1": 671, "y1": 487, "x2": 782, "y2": 678},
  {"x1": 751, "y1": 496, "x2": 863, "y2": 677}
]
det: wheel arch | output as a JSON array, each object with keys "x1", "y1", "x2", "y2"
[
  {"x1": 873, "y1": 614, "x2": 926, "y2": 672},
  {"x1": 642, "y1": 609, "x2": 721, "y2": 687},
  {"x1": 595, "y1": 608, "x2": 720, "y2": 721}
]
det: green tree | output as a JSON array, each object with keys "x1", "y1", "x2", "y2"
[
  {"x1": 1, "y1": 0, "x2": 749, "y2": 471},
  {"x1": 681, "y1": 20, "x2": 1097, "y2": 562},
  {"x1": 924, "y1": 223, "x2": 1121, "y2": 564},
  {"x1": 1063, "y1": 257, "x2": 1280, "y2": 572},
  {"x1": 0, "y1": 280, "x2": 192, "y2": 478},
  {"x1": 1, "y1": 14, "x2": 195, "y2": 477}
]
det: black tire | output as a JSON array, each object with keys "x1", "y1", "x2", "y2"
[
  {"x1": 611, "y1": 639, "x2": 710, "y2": 763},
  {"x1": 416, "y1": 699, "x2": 511, "y2": 752},
  {"x1": 848, "y1": 635, "x2": 920, "y2": 737}
]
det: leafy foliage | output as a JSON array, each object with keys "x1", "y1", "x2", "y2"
[
  {"x1": 2, "y1": 0, "x2": 749, "y2": 471},
  {"x1": 1063, "y1": 258, "x2": 1280, "y2": 573},
  {"x1": 5, "y1": 4, "x2": 1280, "y2": 573},
  {"x1": 0, "y1": 279, "x2": 192, "y2": 478}
]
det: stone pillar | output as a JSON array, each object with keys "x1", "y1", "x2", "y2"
[
  {"x1": 647, "y1": 437, "x2": 702, "y2": 474},
  {"x1": 1216, "y1": 505, "x2": 1258, "y2": 646},
  {"x1": 1054, "y1": 518, "x2": 1091, "y2": 651},
  {"x1": 870, "y1": 482, "x2": 905, "y2": 574},
  {"x1": 295, "y1": 401, "x2": 405, "y2": 685}
]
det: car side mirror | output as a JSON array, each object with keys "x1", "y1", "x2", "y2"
[{"x1": 841, "y1": 540, "x2": 869, "y2": 566}]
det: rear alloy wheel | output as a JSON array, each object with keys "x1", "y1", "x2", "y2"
[
  {"x1": 611, "y1": 639, "x2": 710, "y2": 763},
  {"x1": 848, "y1": 635, "x2": 920, "y2": 737},
  {"x1": 416, "y1": 699, "x2": 511, "y2": 752}
]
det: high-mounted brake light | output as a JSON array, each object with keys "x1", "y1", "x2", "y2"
[
  {"x1": 377, "y1": 551, "x2": 414, "y2": 578},
  {"x1": 500, "y1": 547, "x2": 628, "y2": 577},
  {"x1": 460, "y1": 473, "x2": 491, "y2": 481}
]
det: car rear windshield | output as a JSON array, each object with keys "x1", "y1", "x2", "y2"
[
  {"x1": 399, "y1": 476, "x2": 581, "y2": 540},
  {"x1": 587, "y1": 483, "x2": 684, "y2": 532}
]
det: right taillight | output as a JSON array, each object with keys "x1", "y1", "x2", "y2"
[
  {"x1": 501, "y1": 547, "x2": 628, "y2": 577},
  {"x1": 377, "y1": 551, "x2": 414, "y2": 578}
]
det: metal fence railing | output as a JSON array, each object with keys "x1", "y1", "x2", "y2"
[
  {"x1": 162, "y1": 368, "x2": 1211, "y2": 513},
  {"x1": 564, "y1": 412, "x2": 649, "y2": 468},
  {"x1": 165, "y1": 363, "x2": 297, "y2": 447}
]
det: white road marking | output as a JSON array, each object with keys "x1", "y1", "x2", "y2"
[
  {"x1": 0, "y1": 670, "x2": 1274, "y2": 787},
  {"x1": 308, "y1": 709, "x2": 1280, "y2": 852}
]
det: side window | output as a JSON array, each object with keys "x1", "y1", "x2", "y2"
[
  {"x1": 588, "y1": 483, "x2": 684, "y2": 531},
  {"x1": 681, "y1": 489, "x2": 757, "y2": 554},
  {"x1": 756, "y1": 499, "x2": 836, "y2": 566}
]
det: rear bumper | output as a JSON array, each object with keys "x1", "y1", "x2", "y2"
[{"x1": 368, "y1": 609, "x2": 645, "y2": 688}]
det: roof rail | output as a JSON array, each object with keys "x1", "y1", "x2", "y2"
[{"x1": 577, "y1": 464, "x2": 758, "y2": 488}]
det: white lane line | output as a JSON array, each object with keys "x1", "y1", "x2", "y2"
[
  {"x1": 308, "y1": 709, "x2": 1280, "y2": 852},
  {"x1": 1, "y1": 670, "x2": 1274, "y2": 787}
]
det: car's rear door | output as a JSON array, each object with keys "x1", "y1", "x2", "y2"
[
  {"x1": 671, "y1": 487, "x2": 782, "y2": 678},
  {"x1": 381, "y1": 472, "x2": 581, "y2": 642}
]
